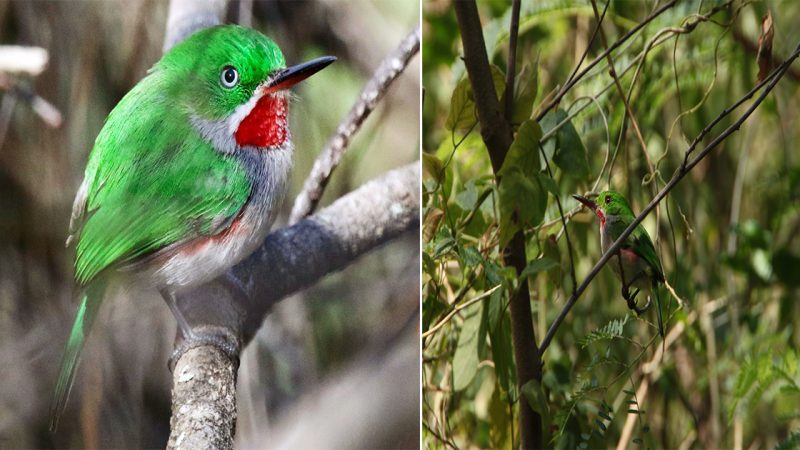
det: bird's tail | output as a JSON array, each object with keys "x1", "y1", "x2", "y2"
[
  {"x1": 654, "y1": 278, "x2": 664, "y2": 354},
  {"x1": 49, "y1": 282, "x2": 105, "y2": 432}
]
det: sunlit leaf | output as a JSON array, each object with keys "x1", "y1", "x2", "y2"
[
  {"x1": 453, "y1": 302, "x2": 484, "y2": 391},
  {"x1": 539, "y1": 109, "x2": 589, "y2": 178},
  {"x1": 521, "y1": 378, "x2": 551, "y2": 418},
  {"x1": 520, "y1": 257, "x2": 559, "y2": 278},
  {"x1": 499, "y1": 119, "x2": 542, "y2": 177}
]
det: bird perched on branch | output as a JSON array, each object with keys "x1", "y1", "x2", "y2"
[
  {"x1": 573, "y1": 191, "x2": 665, "y2": 346},
  {"x1": 51, "y1": 25, "x2": 335, "y2": 430}
]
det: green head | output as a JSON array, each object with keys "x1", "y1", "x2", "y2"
[
  {"x1": 152, "y1": 25, "x2": 335, "y2": 150},
  {"x1": 572, "y1": 190, "x2": 635, "y2": 223}
]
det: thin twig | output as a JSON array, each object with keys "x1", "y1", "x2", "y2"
[
  {"x1": 289, "y1": 24, "x2": 421, "y2": 224},
  {"x1": 538, "y1": 143, "x2": 578, "y2": 295},
  {"x1": 539, "y1": 42, "x2": 800, "y2": 354},
  {"x1": 421, "y1": 284, "x2": 501, "y2": 339},
  {"x1": 534, "y1": 0, "x2": 677, "y2": 121},
  {"x1": 0, "y1": 72, "x2": 62, "y2": 128},
  {"x1": 589, "y1": 0, "x2": 654, "y2": 182},
  {"x1": 503, "y1": 0, "x2": 521, "y2": 121}
]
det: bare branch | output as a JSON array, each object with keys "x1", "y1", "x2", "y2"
[
  {"x1": 453, "y1": 1, "x2": 512, "y2": 171},
  {"x1": 539, "y1": 41, "x2": 800, "y2": 354},
  {"x1": 167, "y1": 344, "x2": 236, "y2": 450},
  {"x1": 289, "y1": 24, "x2": 421, "y2": 225},
  {"x1": 163, "y1": 0, "x2": 227, "y2": 53}
]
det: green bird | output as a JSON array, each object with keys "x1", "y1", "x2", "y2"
[
  {"x1": 51, "y1": 25, "x2": 335, "y2": 430},
  {"x1": 572, "y1": 191, "x2": 665, "y2": 345}
]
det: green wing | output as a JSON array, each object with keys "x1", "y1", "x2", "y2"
[
  {"x1": 72, "y1": 71, "x2": 250, "y2": 286},
  {"x1": 607, "y1": 217, "x2": 664, "y2": 281},
  {"x1": 629, "y1": 224, "x2": 664, "y2": 282}
]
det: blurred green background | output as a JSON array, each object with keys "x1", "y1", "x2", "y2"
[
  {"x1": 422, "y1": 1, "x2": 800, "y2": 449},
  {"x1": 0, "y1": 0, "x2": 419, "y2": 448}
]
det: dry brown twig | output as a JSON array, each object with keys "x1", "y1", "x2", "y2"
[{"x1": 289, "y1": 24, "x2": 421, "y2": 225}]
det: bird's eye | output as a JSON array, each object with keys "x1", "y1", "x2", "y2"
[
  {"x1": 220, "y1": 66, "x2": 239, "y2": 88},
  {"x1": 604, "y1": 195, "x2": 612, "y2": 205}
]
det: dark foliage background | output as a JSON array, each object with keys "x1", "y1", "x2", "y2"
[{"x1": 422, "y1": 1, "x2": 800, "y2": 449}]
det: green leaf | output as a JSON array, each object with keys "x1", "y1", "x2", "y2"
[
  {"x1": 422, "y1": 152, "x2": 445, "y2": 182},
  {"x1": 751, "y1": 248, "x2": 773, "y2": 281},
  {"x1": 539, "y1": 174, "x2": 559, "y2": 197},
  {"x1": 498, "y1": 171, "x2": 546, "y2": 247},
  {"x1": 775, "y1": 430, "x2": 800, "y2": 450},
  {"x1": 489, "y1": 314, "x2": 514, "y2": 393},
  {"x1": 512, "y1": 62, "x2": 539, "y2": 124},
  {"x1": 446, "y1": 66, "x2": 506, "y2": 131},
  {"x1": 446, "y1": 77, "x2": 476, "y2": 131},
  {"x1": 433, "y1": 236, "x2": 455, "y2": 259},
  {"x1": 499, "y1": 119, "x2": 542, "y2": 177},
  {"x1": 539, "y1": 109, "x2": 590, "y2": 178},
  {"x1": 578, "y1": 316, "x2": 630, "y2": 348},
  {"x1": 452, "y1": 302, "x2": 484, "y2": 391},
  {"x1": 459, "y1": 245, "x2": 483, "y2": 269},
  {"x1": 489, "y1": 384, "x2": 512, "y2": 450},
  {"x1": 520, "y1": 257, "x2": 559, "y2": 278},
  {"x1": 455, "y1": 179, "x2": 479, "y2": 211},
  {"x1": 521, "y1": 378, "x2": 550, "y2": 418}
]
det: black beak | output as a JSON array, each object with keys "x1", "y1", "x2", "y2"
[
  {"x1": 572, "y1": 194, "x2": 597, "y2": 211},
  {"x1": 264, "y1": 55, "x2": 337, "y2": 93}
]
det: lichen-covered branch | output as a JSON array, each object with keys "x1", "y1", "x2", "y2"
[{"x1": 167, "y1": 345, "x2": 237, "y2": 450}]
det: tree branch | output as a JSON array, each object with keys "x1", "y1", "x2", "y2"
[
  {"x1": 167, "y1": 345, "x2": 236, "y2": 450},
  {"x1": 453, "y1": 0, "x2": 513, "y2": 171},
  {"x1": 170, "y1": 163, "x2": 418, "y2": 445},
  {"x1": 539, "y1": 41, "x2": 800, "y2": 354},
  {"x1": 454, "y1": 2, "x2": 541, "y2": 448},
  {"x1": 289, "y1": 24, "x2": 421, "y2": 225}
]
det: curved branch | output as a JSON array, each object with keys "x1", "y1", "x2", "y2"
[
  {"x1": 534, "y1": 0, "x2": 677, "y2": 121},
  {"x1": 539, "y1": 41, "x2": 800, "y2": 354},
  {"x1": 289, "y1": 24, "x2": 421, "y2": 225}
]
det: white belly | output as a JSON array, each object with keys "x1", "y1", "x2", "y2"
[{"x1": 149, "y1": 144, "x2": 292, "y2": 289}]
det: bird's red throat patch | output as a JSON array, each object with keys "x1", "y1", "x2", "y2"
[
  {"x1": 595, "y1": 208, "x2": 606, "y2": 226},
  {"x1": 235, "y1": 95, "x2": 288, "y2": 148}
]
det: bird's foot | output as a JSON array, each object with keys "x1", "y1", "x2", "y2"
[
  {"x1": 168, "y1": 325, "x2": 241, "y2": 372},
  {"x1": 624, "y1": 288, "x2": 650, "y2": 315}
]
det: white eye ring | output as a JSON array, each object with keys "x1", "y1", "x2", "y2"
[{"x1": 220, "y1": 66, "x2": 239, "y2": 88}]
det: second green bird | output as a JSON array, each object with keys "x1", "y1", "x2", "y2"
[{"x1": 573, "y1": 191, "x2": 665, "y2": 345}]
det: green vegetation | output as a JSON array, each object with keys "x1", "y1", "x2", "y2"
[{"x1": 422, "y1": 1, "x2": 800, "y2": 448}]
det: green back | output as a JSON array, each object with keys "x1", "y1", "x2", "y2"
[{"x1": 73, "y1": 25, "x2": 287, "y2": 285}]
